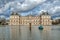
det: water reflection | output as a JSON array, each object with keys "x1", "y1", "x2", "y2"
[
  {"x1": 0, "y1": 26, "x2": 10, "y2": 40},
  {"x1": 0, "y1": 25, "x2": 60, "y2": 40}
]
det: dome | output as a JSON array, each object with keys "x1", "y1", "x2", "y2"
[{"x1": 11, "y1": 12, "x2": 21, "y2": 16}]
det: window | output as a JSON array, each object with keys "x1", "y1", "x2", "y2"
[
  {"x1": 15, "y1": 16, "x2": 16, "y2": 18},
  {"x1": 10, "y1": 20, "x2": 12, "y2": 22},
  {"x1": 14, "y1": 20, "x2": 15, "y2": 22},
  {"x1": 22, "y1": 22, "x2": 23, "y2": 24},
  {"x1": 35, "y1": 20, "x2": 37, "y2": 22},
  {"x1": 35, "y1": 20, "x2": 36, "y2": 22},
  {"x1": 34, "y1": 23, "x2": 37, "y2": 24}
]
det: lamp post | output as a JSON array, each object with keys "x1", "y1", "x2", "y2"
[{"x1": 29, "y1": 23, "x2": 31, "y2": 31}]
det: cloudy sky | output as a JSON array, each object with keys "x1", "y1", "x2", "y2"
[{"x1": 0, "y1": 0, "x2": 60, "y2": 19}]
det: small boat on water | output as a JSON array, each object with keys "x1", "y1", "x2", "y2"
[{"x1": 38, "y1": 25, "x2": 43, "y2": 30}]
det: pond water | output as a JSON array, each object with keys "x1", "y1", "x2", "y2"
[{"x1": 0, "y1": 25, "x2": 60, "y2": 40}]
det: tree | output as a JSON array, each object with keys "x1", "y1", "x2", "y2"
[{"x1": 0, "y1": 17, "x2": 6, "y2": 25}]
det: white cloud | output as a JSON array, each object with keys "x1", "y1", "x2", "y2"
[
  {"x1": 38, "y1": 0, "x2": 60, "y2": 15},
  {"x1": 0, "y1": 0, "x2": 46, "y2": 14},
  {"x1": 49, "y1": 6, "x2": 60, "y2": 14},
  {"x1": 6, "y1": 17, "x2": 9, "y2": 20},
  {"x1": 49, "y1": 0, "x2": 60, "y2": 14},
  {"x1": 0, "y1": 0, "x2": 60, "y2": 19},
  {"x1": 53, "y1": 17, "x2": 60, "y2": 20},
  {"x1": 0, "y1": 15, "x2": 9, "y2": 20},
  {"x1": 0, "y1": 15, "x2": 5, "y2": 18},
  {"x1": 39, "y1": 10, "x2": 47, "y2": 13}
]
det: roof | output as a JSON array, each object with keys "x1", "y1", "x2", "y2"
[
  {"x1": 11, "y1": 12, "x2": 21, "y2": 16},
  {"x1": 41, "y1": 11, "x2": 50, "y2": 15},
  {"x1": 10, "y1": 11, "x2": 51, "y2": 17}
]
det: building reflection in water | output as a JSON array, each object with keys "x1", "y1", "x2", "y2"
[
  {"x1": 10, "y1": 26, "x2": 20, "y2": 40},
  {"x1": 0, "y1": 26, "x2": 10, "y2": 40},
  {"x1": 0, "y1": 25, "x2": 60, "y2": 40},
  {"x1": 10, "y1": 25, "x2": 32, "y2": 40}
]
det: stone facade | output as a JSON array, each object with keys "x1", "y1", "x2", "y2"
[
  {"x1": 9, "y1": 12, "x2": 20, "y2": 25},
  {"x1": 9, "y1": 12, "x2": 52, "y2": 26},
  {"x1": 41, "y1": 15, "x2": 52, "y2": 25}
]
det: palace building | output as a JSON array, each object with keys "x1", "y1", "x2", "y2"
[{"x1": 9, "y1": 12, "x2": 52, "y2": 26}]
